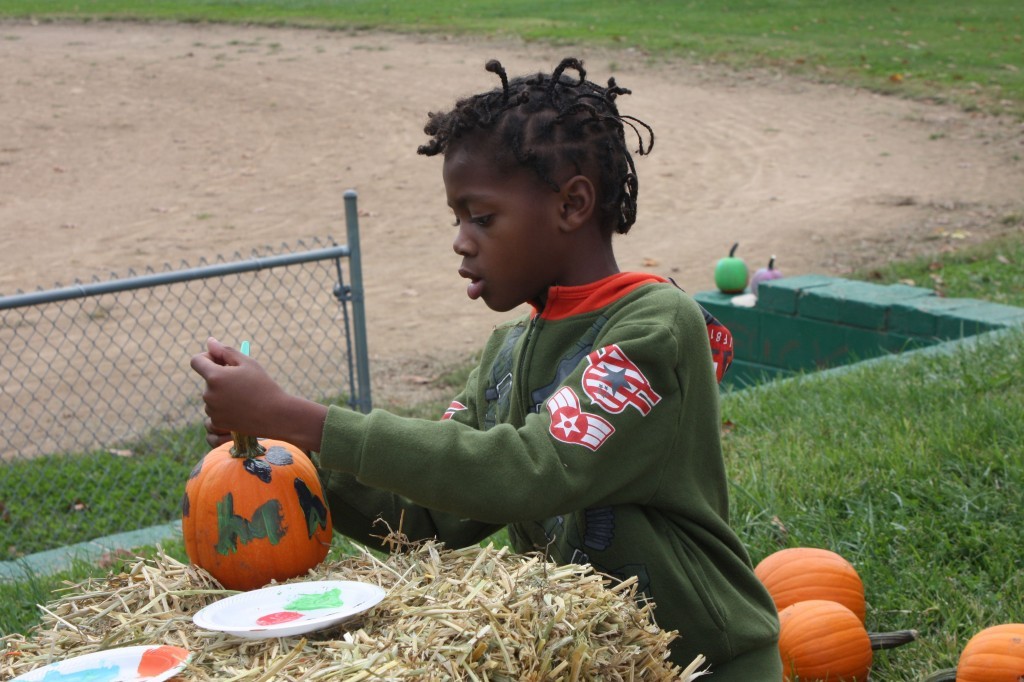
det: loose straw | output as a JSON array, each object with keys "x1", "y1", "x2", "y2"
[{"x1": 1, "y1": 538, "x2": 708, "y2": 680}]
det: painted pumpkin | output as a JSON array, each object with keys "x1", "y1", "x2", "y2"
[
  {"x1": 181, "y1": 433, "x2": 333, "y2": 591},
  {"x1": 778, "y1": 600, "x2": 872, "y2": 682},
  {"x1": 755, "y1": 547, "x2": 867, "y2": 624},
  {"x1": 750, "y1": 255, "x2": 783, "y2": 295},
  {"x1": 956, "y1": 623, "x2": 1024, "y2": 681}
]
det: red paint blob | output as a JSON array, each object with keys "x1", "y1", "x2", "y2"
[
  {"x1": 256, "y1": 610, "x2": 304, "y2": 626},
  {"x1": 137, "y1": 645, "x2": 189, "y2": 676}
]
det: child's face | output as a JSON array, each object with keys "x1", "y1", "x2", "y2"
[{"x1": 443, "y1": 139, "x2": 568, "y2": 312}]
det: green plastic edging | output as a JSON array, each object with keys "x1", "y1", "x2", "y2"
[
  {"x1": 722, "y1": 326, "x2": 1022, "y2": 396},
  {"x1": 0, "y1": 520, "x2": 182, "y2": 581}
]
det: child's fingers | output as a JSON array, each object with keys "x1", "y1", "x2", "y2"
[
  {"x1": 206, "y1": 431, "x2": 232, "y2": 448},
  {"x1": 204, "y1": 418, "x2": 232, "y2": 447},
  {"x1": 189, "y1": 352, "x2": 220, "y2": 379},
  {"x1": 207, "y1": 337, "x2": 250, "y2": 368},
  {"x1": 192, "y1": 337, "x2": 248, "y2": 379},
  {"x1": 205, "y1": 337, "x2": 233, "y2": 365}
]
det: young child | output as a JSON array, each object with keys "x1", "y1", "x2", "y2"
[{"x1": 191, "y1": 57, "x2": 781, "y2": 677}]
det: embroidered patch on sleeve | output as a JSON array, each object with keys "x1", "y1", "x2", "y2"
[
  {"x1": 707, "y1": 320, "x2": 734, "y2": 383},
  {"x1": 441, "y1": 400, "x2": 467, "y2": 420},
  {"x1": 581, "y1": 344, "x2": 662, "y2": 416},
  {"x1": 546, "y1": 386, "x2": 614, "y2": 451}
]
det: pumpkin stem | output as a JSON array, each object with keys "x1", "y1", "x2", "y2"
[
  {"x1": 768, "y1": 255, "x2": 776, "y2": 271},
  {"x1": 921, "y1": 668, "x2": 956, "y2": 682},
  {"x1": 869, "y1": 629, "x2": 918, "y2": 650},
  {"x1": 729, "y1": 242, "x2": 739, "y2": 257},
  {"x1": 230, "y1": 432, "x2": 266, "y2": 459}
]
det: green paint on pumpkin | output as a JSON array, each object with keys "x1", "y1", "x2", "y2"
[{"x1": 214, "y1": 492, "x2": 287, "y2": 555}]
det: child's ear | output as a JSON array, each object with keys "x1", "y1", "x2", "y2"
[{"x1": 558, "y1": 175, "x2": 596, "y2": 232}]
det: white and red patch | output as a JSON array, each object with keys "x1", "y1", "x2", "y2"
[
  {"x1": 546, "y1": 387, "x2": 614, "y2": 451},
  {"x1": 707, "y1": 320, "x2": 734, "y2": 383},
  {"x1": 441, "y1": 400, "x2": 467, "y2": 420},
  {"x1": 582, "y1": 344, "x2": 661, "y2": 416}
]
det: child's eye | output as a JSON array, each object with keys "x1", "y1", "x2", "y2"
[{"x1": 450, "y1": 214, "x2": 492, "y2": 227}]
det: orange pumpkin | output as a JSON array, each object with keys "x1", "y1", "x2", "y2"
[
  {"x1": 956, "y1": 623, "x2": 1024, "y2": 681},
  {"x1": 778, "y1": 600, "x2": 873, "y2": 682},
  {"x1": 755, "y1": 547, "x2": 866, "y2": 624},
  {"x1": 181, "y1": 433, "x2": 333, "y2": 591}
]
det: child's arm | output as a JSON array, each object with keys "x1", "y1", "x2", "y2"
[
  {"x1": 189, "y1": 337, "x2": 327, "y2": 453},
  {"x1": 313, "y1": 287, "x2": 726, "y2": 526},
  {"x1": 321, "y1": 469, "x2": 504, "y2": 549},
  {"x1": 317, "y1": 362, "x2": 498, "y2": 550}
]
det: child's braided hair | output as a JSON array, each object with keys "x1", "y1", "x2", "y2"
[{"x1": 417, "y1": 57, "x2": 654, "y2": 235}]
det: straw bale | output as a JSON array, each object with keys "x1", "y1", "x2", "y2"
[{"x1": 1, "y1": 540, "x2": 710, "y2": 680}]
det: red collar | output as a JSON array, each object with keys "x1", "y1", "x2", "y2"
[{"x1": 532, "y1": 272, "x2": 667, "y2": 321}]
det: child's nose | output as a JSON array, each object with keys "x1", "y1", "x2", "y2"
[{"x1": 452, "y1": 224, "x2": 473, "y2": 256}]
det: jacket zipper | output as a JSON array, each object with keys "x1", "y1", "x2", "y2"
[{"x1": 517, "y1": 315, "x2": 542, "y2": 415}]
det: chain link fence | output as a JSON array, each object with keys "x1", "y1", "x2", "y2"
[{"x1": 1, "y1": 192, "x2": 370, "y2": 559}]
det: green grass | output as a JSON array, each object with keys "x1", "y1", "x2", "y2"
[
  {"x1": 724, "y1": 328, "x2": 1024, "y2": 679},
  {"x1": 3, "y1": 0, "x2": 1023, "y2": 115},
  {"x1": 0, "y1": 426, "x2": 207, "y2": 557},
  {"x1": 856, "y1": 228, "x2": 1024, "y2": 308}
]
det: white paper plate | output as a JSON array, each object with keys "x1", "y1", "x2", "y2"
[
  {"x1": 11, "y1": 644, "x2": 190, "y2": 682},
  {"x1": 193, "y1": 580, "x2": 386, "y2": 639}
]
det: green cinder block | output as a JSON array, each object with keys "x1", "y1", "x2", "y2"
[
  {"x1": 933, "y1": 299, "x2": 1024, "y2": 338},
  {"x1": 842, "y1": 325, "x2": 888, "y2": 363},
  {"x1": 797, "y1": 281, "x2": 935, "y2": 330},
  {"x1": 847, "y1": 283, "x2": 936, "y2": 330},
  {"x1": 796, "y1": 281, "x2": 872, "y2": 325},
  {"x1": 756, "y1": 275, "x2": 839, "y2": 315},
  {"x1": 759, "y1": 313, "x2": 910, "y2": 371},
  {"x1": 701, "y1": 277, "x2": 1024, "y2": 390},
  {"x1": 889, "y1": 296, "x2": 978, "y2": 337},
  {"x1": 758, "y1": 314, "x2": 847, "y2": 371}
]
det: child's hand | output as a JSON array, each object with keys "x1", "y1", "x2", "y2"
[
  {"x1": 190, "y1": 337, "x2": 288, "y2": 445},
  {"x1": 189, "y1": 337, "x2": 328, "y2": 453}
]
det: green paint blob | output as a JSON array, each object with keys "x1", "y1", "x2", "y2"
[
  {"x1": 214, "y1": 493, "x2": 287, "y2": 555},
  {"x1": 285, "y1": 587, "x2": 344, "y2": 611}
]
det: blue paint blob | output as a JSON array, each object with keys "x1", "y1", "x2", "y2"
[{"x1": 40, "y1": 663, "x2": 119, "y2": 682}]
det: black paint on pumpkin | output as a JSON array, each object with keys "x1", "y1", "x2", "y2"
[
  {"x1": 244, "y1": 457, "x2": 273, "y2": 483},
  {"x1": 265, "y1": 446, "x2": 294, "y2": 467},
  {"x1": 188, "y1": 457, "x2": 205, "y2": 480},
  {"x1": 181, "y1": 491, "x2": 190, "y2": 518},
  {"x1": 294, "y1": 478, "x2": 330, "y2": 538}
]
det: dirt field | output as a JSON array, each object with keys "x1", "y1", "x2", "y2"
[{"x1": 3, "y1": 21, "x2": 1023, "y2": 405}]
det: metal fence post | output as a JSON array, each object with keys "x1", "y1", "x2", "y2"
[{"x1": 344, "y1": 189, "x2": 373, "y2": 414}]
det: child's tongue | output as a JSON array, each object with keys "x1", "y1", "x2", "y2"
[{"x1": 467, "y1": 279, "x2": 484, "y2": 300}]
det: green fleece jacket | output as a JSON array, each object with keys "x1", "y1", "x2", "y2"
[{"x1": 316, "y1": 272, "x2": 781, "y2": 678}]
